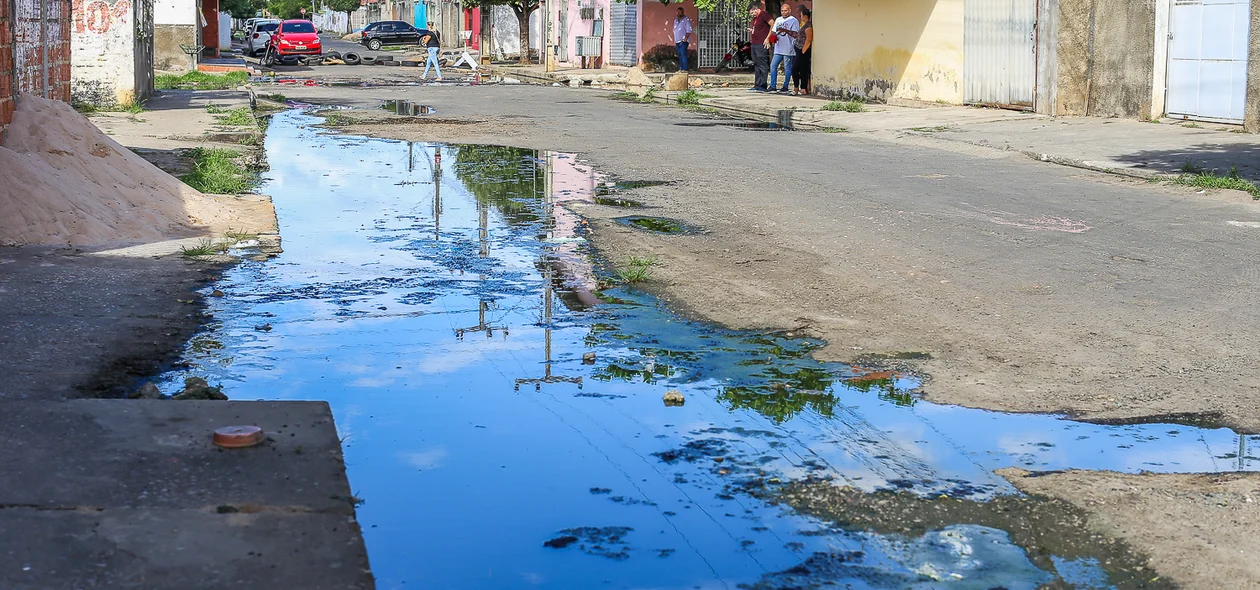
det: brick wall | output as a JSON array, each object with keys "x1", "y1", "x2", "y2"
[{"x1": 1, "y1": 0, "x2": 72, "y2": 141}]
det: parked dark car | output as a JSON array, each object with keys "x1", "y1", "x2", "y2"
[{"x1": 360, "y1": 20, "x2": 423, "y2": 51}]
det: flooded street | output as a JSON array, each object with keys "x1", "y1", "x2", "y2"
[{"x1": 161, "y1": 110, "x2": 1258, "y2": 589}]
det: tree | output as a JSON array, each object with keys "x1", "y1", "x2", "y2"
[
  {"x1": 461, "y1": 0, "x2": 540, "y2": 64},
  {"x1": 222, "y1": 0, "x2": 266, "y2": 19},
  {"x1": 324, "y1": 0, "x2": 361, "y2": 16},
  {"x1": 266, "y1": 0, "x2": 308, "y2": 19}
]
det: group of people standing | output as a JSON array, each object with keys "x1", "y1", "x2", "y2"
[
  {"x1": 670, "y1": 1, "x2": 812, "y2": 94},
  {"x1": 748, "y1": 1, "x2": 812, "y2": 94}
]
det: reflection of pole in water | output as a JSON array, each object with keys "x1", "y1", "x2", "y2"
[
  {"x1": 478, "y1": 200, "x2": 489, "y2": 258},
  {"x1": 408, "y1": 142, "x2": 413, "y2": 172},
  {"x1": 433, "y1": 148, "x2": 442, "y2": 241},
  {"x1": 455, "y1": 298, "x2": 507, "y2": 340},
  {"x1": 1240, "y1": 435, "x2": 1249, "y2": 471},
  {"x1": 514, "y1": 265, "x2": 582, "y2": 391}
]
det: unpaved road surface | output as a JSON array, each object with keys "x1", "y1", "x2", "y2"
[{"x1": 276, "y1": 83, "x2": 1260, "y2": 434}]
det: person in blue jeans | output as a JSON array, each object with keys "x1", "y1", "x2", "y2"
[
  {"x1": 419, "y1": 25, "x2": 442, "y2": 80},
  {"x1": 673, "y1": 6, "x2": 693, "y2": 72},
  {"x1": 768, "y1": 2, "x2": 799, "y2": 93}
]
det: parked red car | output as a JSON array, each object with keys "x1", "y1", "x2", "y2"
[{"x1": 261, "y1": 19, "x2": 321, "y2": 66}]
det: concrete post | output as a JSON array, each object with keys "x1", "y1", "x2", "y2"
[{"x1": 1246, "y1": 0, "x2": 1259, "y2": 132}]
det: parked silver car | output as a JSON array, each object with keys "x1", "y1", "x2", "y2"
[{"x1": 246, "y1": 19, "x2": 281, "y2": 57}]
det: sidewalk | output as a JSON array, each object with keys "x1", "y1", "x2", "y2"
[
  {"x1": 486, "y1": 63, "x2": 754, "y2": 88},
  {"x1": 669, "y1": 88, "x2": 1260, "y2": 186}
]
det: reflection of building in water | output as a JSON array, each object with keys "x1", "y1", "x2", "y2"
[{"x1": 542, "y1": 152, "x2": 599, "y2": 305}]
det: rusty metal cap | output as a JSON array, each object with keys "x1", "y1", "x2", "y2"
[{"x1": 213, "y1": 425, "x2": 265, "y2": 448}]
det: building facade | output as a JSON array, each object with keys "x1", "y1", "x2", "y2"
[
  {"x1": 1, "y1": 0, "x2": 73, "y2": 139},
  {"x1": 70, "y1": 0, "x2": 154, "y2": 108},
  {"x1": 811, "y1": 0, "x2": 1260, "y2": 130},
  {"x1": 154, "y1": 0, "x2": 197, "y2": 71}
]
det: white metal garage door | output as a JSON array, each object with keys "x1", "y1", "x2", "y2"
[
  {"x1": 1166, "y1": 0, "x2": 1252, "y2": 122},
  {"x1": 609, "y1": 1, "x2": 638, "y2": 66},
  {"x1": 963, "y1": 0, "x2": 1038, "y2": 108}
]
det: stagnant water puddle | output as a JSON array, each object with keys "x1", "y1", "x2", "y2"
[{"x1": 160, "y1": 110, "x2": 1259, "y2": 589}]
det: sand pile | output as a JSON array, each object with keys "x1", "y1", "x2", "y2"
[{"x1": 0, "y1": 94, "x2": 257, "y2": 246}]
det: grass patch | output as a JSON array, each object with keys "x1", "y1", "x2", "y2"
[
  {"x1": 909, "y1": 125, "x2": 953, "y2": 133},
  {"x1": 823, "y1": 127, "x2": 849, "y2": 133},
  {"x1": 156, "y1": 71, "x2": 249, "y2": 90},
  {"x1": 225, "y1": 229, "x2": 259, "y2": 243},
  {"x1": 1181, "y1": 122, "x2": 1202, "y2": 129},
  {"x1": 258, "y1": 93, "x2": 287, "y2": 103},
  {"x1": 614, "y1": 255, "x2": 659, "y2": 284},
  {"x1": 1174, "y1": 166, "x2": 1260, "y2": 198},
  {"x1": 638, "y1": 88, "x2": 657, "y2": 103},
  {"x1": 180, "y1": 148, "x2": 255, "y2": 194},
  {"x1": 73, "y1": 100, "x2": 145, "y2": 115},
  {"x1": 822, "y1": 99, "x2": 866, "y2": 113},
  {"x1": 675, "y1": 89, "x2": 713, "y2": 106},
  {"x1": 610, "y1": 91, "x2": 639, "y2": 101},
  {"x1": 320, "y1": 113, "x2": 359, "y2": 127},
  {"x1": 180, "y1": 238, "x2": 228, "y2": 258},
  {"x1": 1229, "y1": 128, "x2": 1248, "y2": 134},
  {"x1": 215, "y1": 107, "x2": 255, "y2": 126},
  {"x1": 684, "y1": 105, "x2": 721, "y2": 115}
]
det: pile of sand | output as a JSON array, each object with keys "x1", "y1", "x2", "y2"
[{"x1": 0, "y1": 95, "x2": 253, "y2": 246}]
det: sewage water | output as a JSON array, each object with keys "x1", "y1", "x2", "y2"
[{"x1": 161, "y1": 110, "x2": 1259, "y2": 589}]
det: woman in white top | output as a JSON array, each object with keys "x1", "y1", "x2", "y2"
[{"x1": 767, "y1": 2, "x2": 800, "y2": 94}]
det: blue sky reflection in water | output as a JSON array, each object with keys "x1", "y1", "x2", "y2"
[{"x1": 161, "y1": 111, "x2": 1259, "y2": 589}]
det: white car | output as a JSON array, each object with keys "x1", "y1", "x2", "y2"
[{"x1": 246, "y1": 19, "x2": 281, "y2": 57}]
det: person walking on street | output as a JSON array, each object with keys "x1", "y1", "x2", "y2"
[
  {"x1": 769, "y1": 2, "x2": 799, "y2": 93},
  {"x1": 792, "y1": 6, "x2": 813, "y2": 95},
  {"x1": 420, "y1": 25, "x2": 442, "y2": 80},
  {"x1": 747, "y1": 2, "x2": 775, "y2": 92},
  {"x1": 673, "y1": 7, "x2": 693, "y2": 72}
]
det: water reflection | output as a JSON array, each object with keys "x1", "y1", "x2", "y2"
[{"x1": 159, "y1": 111, "x2": 1257, "y2": 589}]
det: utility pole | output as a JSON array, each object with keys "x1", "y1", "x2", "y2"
[{"x1": 543, "y1": 0, "x2": 554, "y2": 71}]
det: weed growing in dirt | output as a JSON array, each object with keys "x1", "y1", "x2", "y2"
[
  {"x1": 1178, "y1": 160, "x2": 1207, "y2": 174},
  {"x1": 638, "y1": 88, "x2": 657, "y2": 103},
  {"x1": 823, "y1": 127, "x2": 848, "y2": 133},
  {"x1": 1182, "y1": 122, "x2": 1202, "y2": 129},
  {"x1": 909, "y1": 126, "x2": 953, "y2": 132},
  {"x1": 822, "y1": 99, "x2": 866, "y2": 113},
  {"x1": 321, "y1": 113, "x2": 359, "y2": 126},
  {"x1": 614, "y1": 255, "x2": 659, "y2": 284},
  {"x1": 206, "y1": 104, "x2": 229, "y2": 114},
  {"x1": 610, "y1": 91, "x2": 639, "y2": 101},
  {"x1": 225, "y1": 229, "x2": 260, "y2": 243},
  {"x1": 675, "y1": 90, "x2": 713, "y2": 105},
  {"x1": 216, "y1": 107, "x2": 255, "y2": 126},
  {"x1": 180, "y1": 148, "x2": 255, "y2": 194},
  {"x1": 180, "y1": 238, "x2": 228, "y2": 259},
  {"x1": 1174, "y1": 166, "x2": 1260, "y2": 198},
  {"x1": 73, "y1": 100, "x2": 145, "y2": 115},
  {"x1": 156, "y1": 71, "x2": 249, "y2": 90},
  {"x1": 259, "y1": 93, "x2": 287, "y2": 103}
]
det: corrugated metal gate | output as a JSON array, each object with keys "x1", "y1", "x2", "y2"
[
  {"x1": 609, "y1": 1, "x2": 636, "y2": 66},
  {"x1": 963, "y1": 0, "x2": 1037, "y2": 108},
  {"x1": 697, "y1": 5, "x2": 743, "y2": 69},
  {"x1": 1166, "y1": 0, "x2": 1251, "y2": 122}
]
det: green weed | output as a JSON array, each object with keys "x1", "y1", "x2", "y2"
[
  {"x1": 1181, "y1": 122, "x2": 1202, "y2": 128},
  {"x1": 259, "y1": 93, "x2": 287, "y2": 103},
  {"x1": 610, "y1": 91, "x2": 639, "y2": 101},
  {"x1": 638, "y1": 88, "x2": 657, "y2": 103},
  {"x1": 675, "y1": 89, "x2": 713, "y2": 105},
  {"x1": 321, "y1": 113, "x2": 359, "y2": 126},
  {"x1": 206, "y1": 104, "x2": 229, "y2": 114},
  {"x1": 614, "y1": 255, "x2": 659, "y2": 284},
  {"x1": 225, "y1": 229, "x2": 259, "y2": 243},
  {"x1": 909, "y1": 125, "x2": 953, "y2": 132},
  {"x1": 1173, "y1": 166, "x2": 1260, "y2": 198},
  {"x1": 180, "y1": 238, "x2": 228, "y2": 259},
  {"x1": 822, "y1": 99, "x2": 866, "y2": 113},
  {"x1": 179, "y1": 148, "x2": 255, "y2": 194},
  {"x1": 823, "y1": 127, "x2": 849, "y2": 133},
  {"x1": 215, "y1": 107, "x2": 255, "y2": 126},
  {"x1": 1178, "y1": 160, "x2": 1207, "y2": 174},
  {"x1": 156, "y1": 71, "x2": 249, "y2": 90}
]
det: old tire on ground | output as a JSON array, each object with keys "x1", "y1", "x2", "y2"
[
  {"x1": 383, "y1": 60, "x2": 401, "y2": 66},
  {"x1": 323, "y1": 50, "x2": 341, "y2": 60},
  {"x1": 401, "y1": 60, "x2": 421, "y2": 67},
  {"x1": 361, "y1": 56, "x2": 377, "y2": 65},
  {"x1": 342, "y1": 52, "x2": 361, "y2": 65}
]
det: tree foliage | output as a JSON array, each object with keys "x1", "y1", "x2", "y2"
[
  {"x1": 266, "y1": 0, "x2": 309, "y2": 19},
  {"x1": 221, "y1": 0, "x2": 265, "y2": 18},
  {"x1": 324, "y1": 0, "x2": 361, "y2": 15}
]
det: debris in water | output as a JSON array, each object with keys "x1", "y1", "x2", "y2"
[
  {"x1": 582, "y1": 352, "x2": 597, "y2": 364},
  {"x1": 172, "y1": 377, "x2": 228, "y2": 400},
  {"x1": 663, "y1": 390, "x2": 685, "y2": 406},
  {"x1": 211, "y1": 289, "x2": 225, "y2": 297},
  {"x1": 543, "y1": 535, "x2": 579, "y2": 549}
]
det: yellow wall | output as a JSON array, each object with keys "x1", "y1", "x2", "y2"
[{"x1": 812, "y1": 0, "x2": 964, "y2": 103}]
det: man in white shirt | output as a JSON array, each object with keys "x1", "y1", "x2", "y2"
[
  {"x1": 768, "y1": 2, "x2": 799, "y2": 93},
  {"x1": 673, "y1": 6, "x2": 694, "y2": 72}
]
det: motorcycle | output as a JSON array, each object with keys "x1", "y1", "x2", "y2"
[{"x1": 715, "y1": 39, "x2": 752, "y2": 73}]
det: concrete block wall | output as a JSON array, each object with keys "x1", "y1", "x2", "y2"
[
  {"x1": 1, "y1": 0, "x2": 72, "y2": 141},
  {"x1": 71, "y1": 0, "x2": 137, "y2": 108}
]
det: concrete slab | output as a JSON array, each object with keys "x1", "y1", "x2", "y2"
[{"x1": 0, "y1": 400, "x2": 373, "y2": 588}]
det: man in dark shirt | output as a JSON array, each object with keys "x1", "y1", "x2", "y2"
[{"x1": 747, "y1": 2, "x2": 775, "y2": 92}]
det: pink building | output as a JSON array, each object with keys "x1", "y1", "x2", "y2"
[{"x1": 542, "y1": 0, "x2": 612, "y2": 68}]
